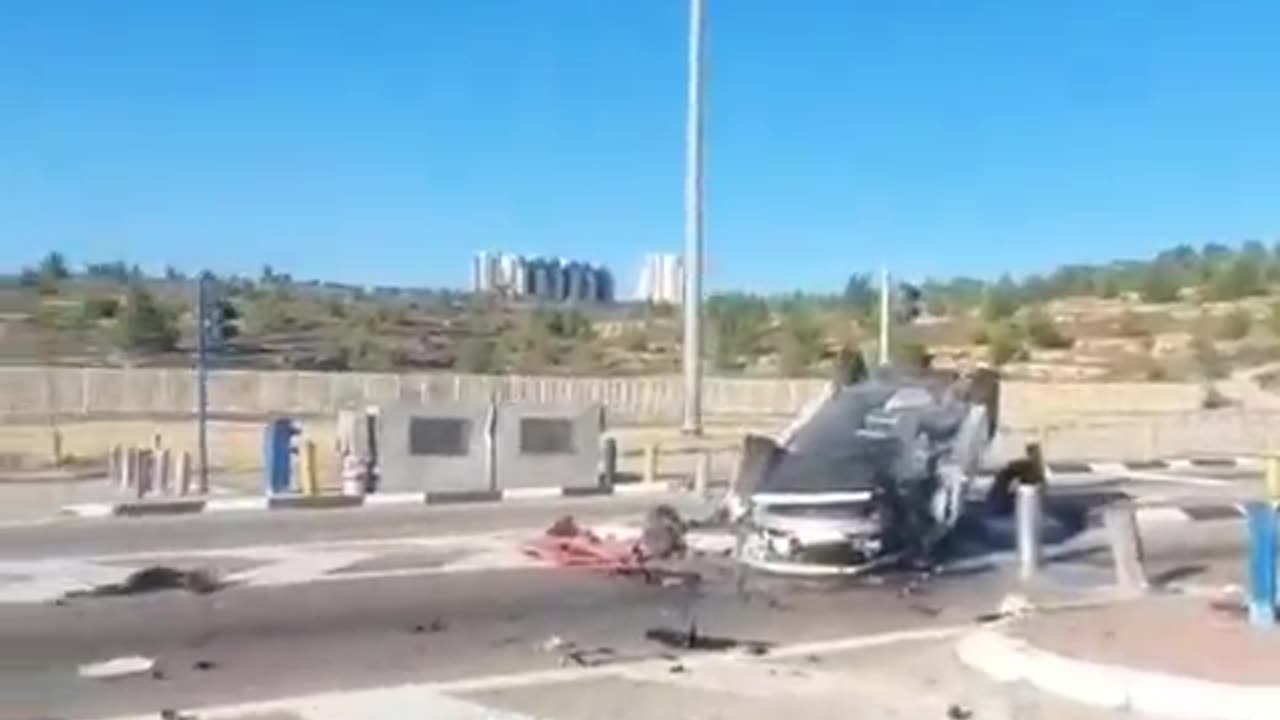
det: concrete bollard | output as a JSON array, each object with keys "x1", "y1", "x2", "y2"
[
  {"x1": 176, "y1": 451, "x2": 193, "y2": 496},
  {"x1": 123, "y1": 447, "x2": 140, "y2": 497},
  {"x1": 1016, "y1": 483, "x2": 1043, "y2": 582},
  {"x1": 108, "y1": 445, "x2": 124, "y2": 490},
  {"x1": 1245, "y1": 501, "x2": 1277, "y2": 627},
  {"x1": 643, "y1": 443, "x2": 659, "y2": 484},
  {"x1": 136, "y1": 449, "x2": 153, "y2": 500},
  {"x1": 299, "y1": 439, "x2": 319, "y2": 496},
  {"x1": 156, "y1": 448, "x2": 172, "y2": 496},
  {"x1": 599, "y1": 437, "x2": 617, "y2": 491},
  {"x1": 1103, "y1": 504, "x2": 1148, "y2": 593},
  {"x1": 694, "y1": 449, "x2": 712, "y2": 498}
]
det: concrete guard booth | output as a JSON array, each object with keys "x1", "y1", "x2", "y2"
[
  {"x1": 376, "y1": 401, "x2": 496, "y2": 494},
  {"x1": 494, "y1": 401, "x2": 603, "y2": 493}
]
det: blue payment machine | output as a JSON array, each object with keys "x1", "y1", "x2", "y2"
[{"x1": 264, "y1": 417, "x2": 298, "y2": 495}]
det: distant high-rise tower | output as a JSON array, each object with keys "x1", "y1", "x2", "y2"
[
  {"x1": 636, "y1": 253, "x2": 684, "y2": 305},
  {"x1": 472, "y1": 251, "x2": 613, "y2": 303}
]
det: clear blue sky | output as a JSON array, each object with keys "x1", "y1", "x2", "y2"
[{"x1": 4, "y1": 1, "x2": 1280, "y2": 294}]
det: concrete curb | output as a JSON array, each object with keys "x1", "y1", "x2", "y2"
[
  {"x1": 59, "y1": 482, "x2": 676, "y2": 518},
  {"x1": 955, "y1": 628, "x2": 1280, "y2": 720},
  {"x1": 1045, "y1": 456, "x2": 1262, "y2": 475}
]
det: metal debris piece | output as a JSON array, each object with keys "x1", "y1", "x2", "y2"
[
  {"x1": 997, "y1": 593, "x2": 1035, "y2": 618},
  {"x1": 79, "y1": 655, "x2": 157, "y2": 680},
  {"x1": 643, "y1": 625, "x2": 772, "y2": 653},
  {"x1": 67, "y1": 566, "x2": 222, "y2": 601},
  {"x1": 192, "y1": 660, "x2": 217, "y2": 671},
  {"x1": 946, "y1": 704, "x2": 973, "y2": 719},
  {"x1": 546, "y1": 515, "x2": 581, "y2": 538},
  {"x1": 640, "y1": 504, "x2": 688, "y2": 560},
  {"x1": 412, "y1": 618, "x2": 448, "y2": 634}
]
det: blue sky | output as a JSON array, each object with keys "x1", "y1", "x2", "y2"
[{"x1": 3, "y1": 1, "x2": 1280, "y2": 294}]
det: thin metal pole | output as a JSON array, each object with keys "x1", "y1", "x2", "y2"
[
  {"x1": 1016, "y1": 483, "x2": 1044, "y2": 581},
  {"x1": 196, "y1": 273, "x2": 210, "y2": 494},
  {"x1": 681, "y1": 0, "x2": 705, "y2": 436},
  {"x1": 878, "y1": 266, "x2": 890, "y2": 366}
]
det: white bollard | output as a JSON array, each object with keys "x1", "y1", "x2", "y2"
[
  {"x1": 123, "y1": 447, "x2": 139, "y2": 496},
  {"x1": 108, "y1": 445, "x2": 123, "y2": 489},
  {"x1": 1016, "y1": 483, "x2": 1044, "y2": 582},
  {"x1": 156, "y1": 448, "x2": 172, "y2": 496},
  {"x1": 694, "y1": 450, "x2": 712, "y2": 497},
  {"x1": 136, "y1": 449, "x2": 152, "y2": 500},
  {"x1": 176, "y1": 451, "x2": 193, "y2": 496}
]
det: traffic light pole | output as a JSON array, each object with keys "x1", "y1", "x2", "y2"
[
  {"x1": 195, "y1": 272, "x2": 210, "y2": 494},
  {"x1": 878, "y1": 266, "x2": 890, "y2": 366}
]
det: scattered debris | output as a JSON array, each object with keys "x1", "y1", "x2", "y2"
[
  {"x1": 412, "y1": 618, "x2": 448, "y2": 634},
  {"x1": 192, "y1": 660, "x2": 217, "y2": 671},
  {"x1": 639, "y1": 504, "x2": 688, "y2": 561},
  {"x1": 79, "y1": 655, "x2": 157, "y2": 680},
  {"x1": 159, "y1": 710, "x2": 197, "y2": 720},
  {"x1": 668, "y1": 662, "x2": 687, "y2": 674},
  {"x1": 908, "y1": 603, "x2": 942, "y2": 618},
  {"x1": 997, "y1": 593, "x2": 1035, "y2": 618},
  {"x1": 546, "y1": 515, "x2": 581, "y2": 538},
  {"x1": 540, "y1": 635, "x2": 575, "y2": 654},
  {"x1": 66, "y1": 566, "x2": 222, "y2": 601},
  {"x1": 644, "y1": 623, "x2": 772, "y2": 654},
  {"x1": 946, "y1": 703, "x2": 973, "y2": 719},
  {"x1": 562, "y1": 647, "x2": 617, "y2": 668}
]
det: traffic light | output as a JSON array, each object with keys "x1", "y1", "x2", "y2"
[
  {"x1": 896, "y1": 283, "x2": 924, "y2": 323},
  {"x1": 197, "y1": 273, "x2": 238, "y2": 351}
]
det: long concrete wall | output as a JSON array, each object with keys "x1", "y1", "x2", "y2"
[{"x1": 0, "y1": 365, "x2": 1236, "y2": 429}]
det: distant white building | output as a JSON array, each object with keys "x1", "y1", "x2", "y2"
[
  {"x1": 471, "y1": 251, "x2": 613, "y2": 303},
  {"x1": 636, "y1": 253, "x2": 684, "y2": 305}
]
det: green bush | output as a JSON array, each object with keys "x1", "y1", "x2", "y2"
[
  {"x1": 986, "y1": 322, "x2": 1026, "y2": 366},
  {"x1": 1022, "y1": 306, "x2": 1073, "y2": 349},
  {"x1": 114, "y1": 285, "x2": 179, "y2": 352}
]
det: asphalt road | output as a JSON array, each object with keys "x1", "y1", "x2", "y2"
[
  {"x1": 0, "y1": 491, "x2": 705, "y2": 560},
  {"x1": 0, "y1": 474, "x2": 1259, "y2": 720},
  {"x1": 0, "y1": 550, "x2": 1015, "y2": 719}
]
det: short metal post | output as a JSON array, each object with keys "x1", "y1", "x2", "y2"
[
  {"x1": 1245, "y1": 501, "x2": 1277, "y2": 627},
  {"x1": 600, "y1": 437, "x2": 617, "y2": 490},
  {"x1": 643, "y1": 443, "x2": 659, "y2": 484},
  {"x1": 176, "y1": 451, "x2": 193, "y2": 496},
  {"x1": 122, "y1": 446, "x2": 138, "y2": 494},
  {"x1": 1266, "y1": 456, "x2": 1280, "y2": 503},
  {"x1": 137, "y1": 449, "x2": 153, "y2": 500},
  {"x1": 694, "y1": 449, "x2": 711, "y2": 497},
  {"x1": 1103, "y1": 504, "x2": 1147, "y2": 593},
  {"x1": 1016, "y1": 483, "x2": 1043, "y2": 582},
  {"x1": 108, "y1": 445, "x2": 123, "y2": 490},
  {"x1": 299, "y1": 439, "x2": 319, "y2": 496}
]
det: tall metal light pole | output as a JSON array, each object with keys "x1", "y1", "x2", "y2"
[{"x1": 681, "y1": 0, "x2": 706, "y2": 436}]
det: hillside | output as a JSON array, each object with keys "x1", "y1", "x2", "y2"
[{"x1": 5, "y1": 242, "x2": 1280, "y2": 382}]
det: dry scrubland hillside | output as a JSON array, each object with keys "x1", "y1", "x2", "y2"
[{"x1": 7, "y1": 242, "x2": 1280, "y2": 382}]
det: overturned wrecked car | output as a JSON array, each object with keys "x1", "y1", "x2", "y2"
[{"x1": 731, "y1": 367, "x2": 1001, "y2": 575}]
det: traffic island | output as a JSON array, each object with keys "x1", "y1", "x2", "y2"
[{"x1": 956, "y1": 593, "x2": 1280, "y2": 719}]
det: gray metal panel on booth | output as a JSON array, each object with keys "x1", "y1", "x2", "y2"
[
  {"x1": 495, "y1": 401, "x2": 602, "y2": 491},
  {"x1": 376, "y1": 401, "x2": 494, "y2": 494}
]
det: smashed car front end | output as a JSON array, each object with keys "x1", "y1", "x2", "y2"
[{"x1": 733, "y1": 370, "x2": 997, "y2": 577}]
